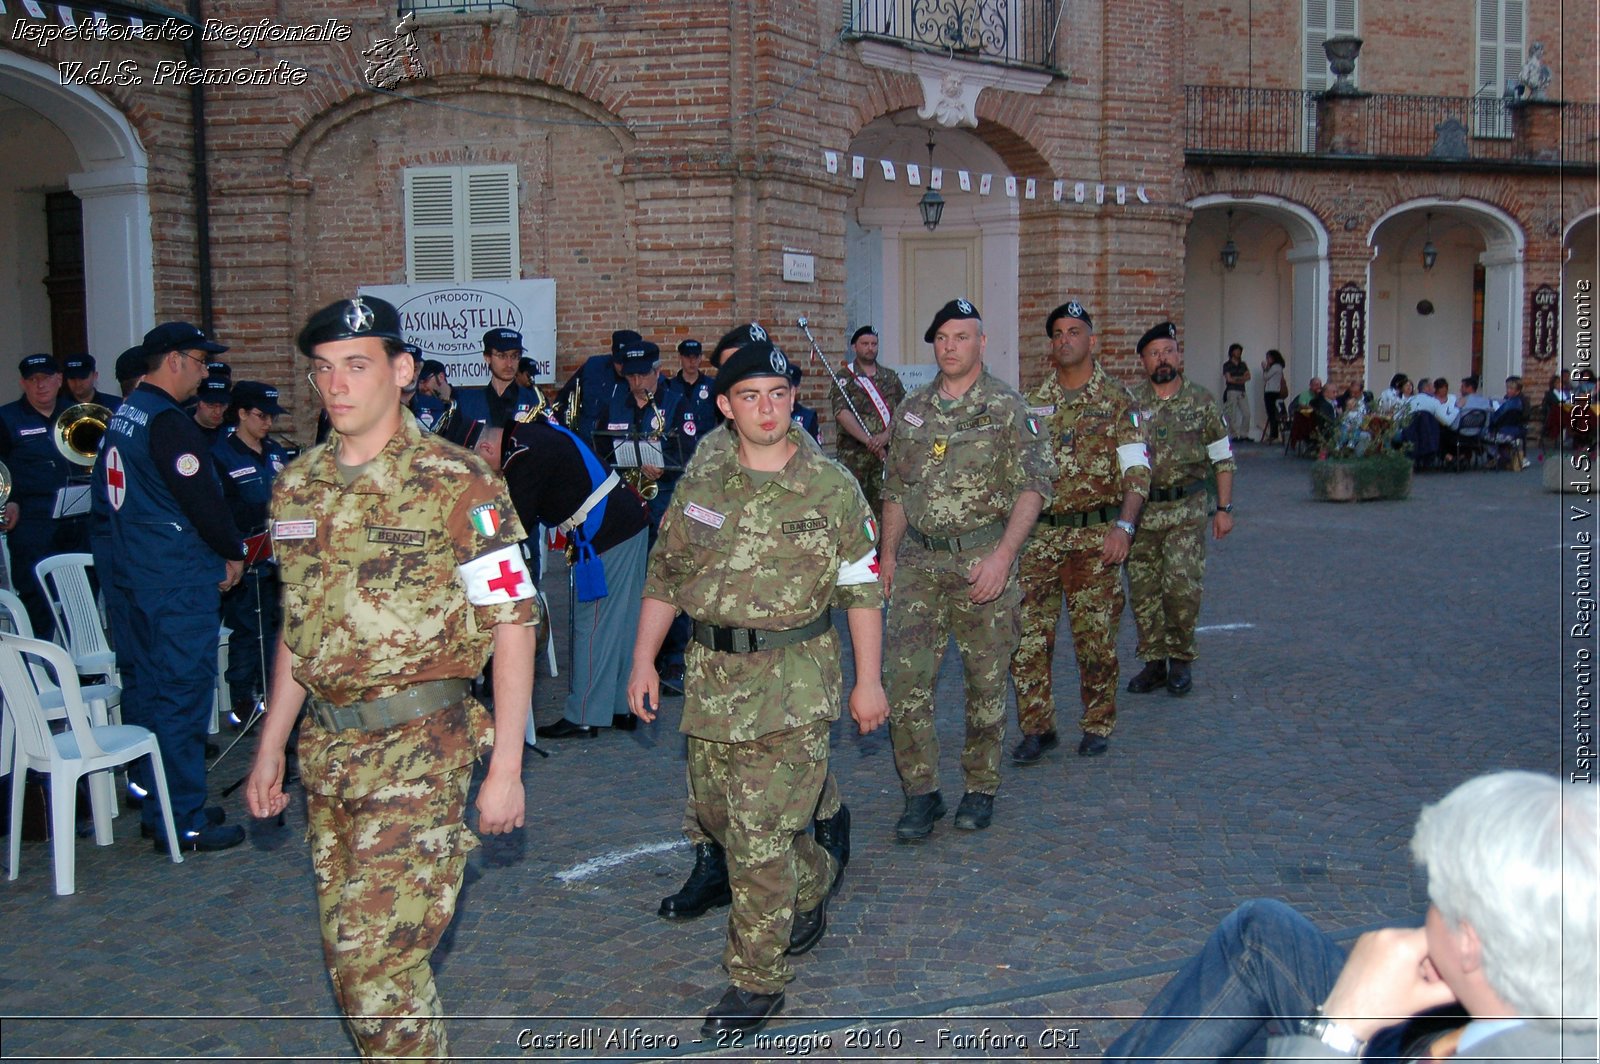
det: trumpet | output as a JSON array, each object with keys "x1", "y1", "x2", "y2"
[
  {"x1": 54, "y1": 403, "x2": 113, "y2": 467},
  {"x1": 620, "y1": 394, "x2": 666, "y2": 500}
]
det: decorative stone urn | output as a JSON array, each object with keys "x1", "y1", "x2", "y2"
[{"x1": 1323, "y1": 36, "x2": 1364, "y2": 95}]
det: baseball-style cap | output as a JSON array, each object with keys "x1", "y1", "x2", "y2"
[
  {"x1": 484, "y1": 328, "x2": 523, "y2": 351},
  {"x1": 296, "y1": 296, "x2": 404, "y2": 356},
  {"x1": 114, "y1": 346, "x2": 149, "y2": 385},
  {"x1": 924, "y1": 299, "x2": 981, "y2": 344},
  {"x1": 231, "y1": 380, "x2": 285, "y2": 416},
  {"x1": 714, "y1": 341, "x2": 792, "y2": 398},
  {"x1": 518, "y1": 356, "x2": 537, "y2": 377},
  {"x1": 62, "y1": 354, "x2": 96, "y2": 379},
  {"x1": 195, "y1": 377, "x2": 232, "y2": 404},
  {"x1": 206, "y1": 359, "x2": 232, "y2": 379},
  {"x1": 18, "y1": 354, "x2": 61, "y2": 378},
  {"x1": 678, "y1": 339, "x2": 703, "y2": 357},
  {"x1": 611, "y1": 329, "x2": 643, "y2": 361},
  {"x1": 420, "y1": 359, "x2": 447, "y2": 380},
  {"x1": 618, "y1": 341, "x2": 661, "y2": 376},
  {"x1": 144, "y1": 321, "x2": 228, "y2": 356}
]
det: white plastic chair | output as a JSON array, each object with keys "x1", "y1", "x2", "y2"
[
  {"x1": 2, "y1": 633, "x2": 181, "y2": 895},
  {"x1": 33, "y1": 554, "x2": 119, "y2": 686}
]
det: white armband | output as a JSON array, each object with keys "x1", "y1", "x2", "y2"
[
  {"x1": 836, "y1": 549, "x2": 880, "y2": 587},
  {"x1": 1206, "y1": 436, "x2": 1234, "y2": 462},
  {"x1": 1117, "y1": 442, "x2": 1151, "y2": 472},
  {"x1": 459, "y1": 543, "x2": 536, "y2": 605}
]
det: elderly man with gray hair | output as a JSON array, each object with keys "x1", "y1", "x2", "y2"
[{"x1": 1104, "y1": 770, "x2": 1597, "y2": 1062}]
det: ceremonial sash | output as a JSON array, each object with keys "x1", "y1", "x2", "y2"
[{"x1": 849, "y1": 362, "x2": 893, "y2": 432}]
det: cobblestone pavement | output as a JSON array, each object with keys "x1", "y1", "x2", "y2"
[{"x1": 0, "y1": 444, "x2": 1583, "y2": 1061}]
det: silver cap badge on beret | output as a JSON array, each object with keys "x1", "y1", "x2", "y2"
[
  {"x1": 748, "y1": 322, "x2": 767, "y2": 342},
  {"x1": 956, "y1": 299, "x2": 974, "y2": 315},
  {"x1": 343, "y1": 298, "x2": 375, "y2": 334},
  {"x1": 769, "y1": 349, "x2": 788, "y2": 374}
]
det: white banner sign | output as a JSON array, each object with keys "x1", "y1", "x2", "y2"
[{"x1": 359, "y1": 280, "x2": 557, "y2": 385}]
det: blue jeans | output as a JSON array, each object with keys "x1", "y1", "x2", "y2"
[{"x1": 1103, "y1": 899, "x2": 1347, "y2": 1062}]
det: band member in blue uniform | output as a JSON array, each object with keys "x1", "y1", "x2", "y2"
[
  {"x1": 97, "y1": 321, "x2": 246, "y2": 852},
  {"x1": 787, "y1": 363, "x2": 823, "y2": 446},
  {"x1": 599, "y1": 341, "x2": 684, "y2": 533},
  {"x1": 0, "y1": 354, "x2": 78, "y2": 636},
  {"x1": 214, "y1": 380, "x2": 291, "y2": 723},
  {"x1": 450, "y1": 328, "x2": 542, "y2": 444},
  {"x1": 554, "y1": 329, "x2": 634, "y2": 450},
  {"x1": 62, "y1": 354, "x2": 123, "y2": 411},
  {"x1": 660, "y1": 339, "x2": 718, "y2": 463}
]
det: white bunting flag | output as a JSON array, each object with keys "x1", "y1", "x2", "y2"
[
  {"x1": 1096, "y1": 184, "x2": 1105, "y2": 204},
  {"x1": 851, "y1": 156, "x2": 865, "y2": 179},
  {"x1": 1137, "y1": 185, "x2": 1150, "y2": 203},
  {"x1": 56, "y1": 4, "x2": 72, "y2": 25},
  {"x1": 23, "y1": 0, "x2": 46, "y2": 17},
  {"x1": 1004, "y1": 176, "x2": 1017, "y2": 198},
  {"x1": 979, "y1": 173, "x2": 992, "y2": 195},
  {"x1": 1116, "y1": 185, "x2": 1127, "y2": 204},
  {"x1": 906, "y1": 163, "x2": 921, "y2": 186},
  {"x1": 1052, "y1": 180, "x2": 1064, "y2": 202},
  {"x1": 958, "y1": 171, "x2": 971, "y2": 192},
  {"x1": 1025, "y1": 178, "x2": 1037, "y2": 200},
  {"x1": 824, "y1": 151, "x2": 839, "y2": 175},
  {"x1": 129, "y1": 15, "x2": 143, "y2": 32},
  {"x1": 930, "y1": 167, "x2": 943, "y2": 190},
  {"x1": 1074, "y1": 182, "x2": 1086, "y2": 203},
  {"x1": 880, "y1": 159, "x2": 896, "y2": 181}
]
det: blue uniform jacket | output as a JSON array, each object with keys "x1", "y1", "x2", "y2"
[{"x1": 212, "y1": 432, "x2": 289, "y2": 538}]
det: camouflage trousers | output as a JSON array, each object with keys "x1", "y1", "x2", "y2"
[
  {"x1": 306, "y1": 767, "x2": 475, "y2": 1063},
  {"x1": 886, "y1": 559, "x2": 1022, "y2": 796},
  {"x1": 687, "y1": 720, "x2": 836, "y2": 995},
  {"x1": 1012, "y1": 525, "x2": 1125, "y2": 739},
  {"x1": 836, "y1": 444, "x2": 886, "y2": 521},
  {"x1": 1126, "y1": 496, "x2": 1208, "y2": 663},
  {"x1": 683, "y1": 768, "x2": 840, "y2": 843}
]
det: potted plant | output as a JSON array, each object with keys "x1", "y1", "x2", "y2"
[{"x1": 1309, "y1": 406, "x2": 1414, "y2": 502}]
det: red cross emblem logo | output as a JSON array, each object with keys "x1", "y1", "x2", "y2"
[
  {"x1": 486, "y1": 558, "x2": 525, "y2": 599},
  {"x1": 105, "y1": 446, "x2": 126, "y2": 510}
]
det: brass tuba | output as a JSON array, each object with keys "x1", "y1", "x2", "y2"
[
  {"x1": 0, "y1": 459, "x2": 11, "y2": 511},
  {"x1": 54, "y1": 403, "x2": 113, "y2": 467}
]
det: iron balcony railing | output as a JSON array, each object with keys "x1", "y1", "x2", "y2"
[
  {"x1": 400, "y1": 0, "x2": 518, "y2": 13},
  {"x1": 845, "y1": 0, "x2": 1059, "y2": 70},
  {"x1": 1185, "y1": 85, "x2": 1597, "y2": 167}
]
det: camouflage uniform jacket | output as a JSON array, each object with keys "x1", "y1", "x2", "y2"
[
  {"x1": 1027, "y1": 361, "x2": 1150, "y2": 516},
  {"x1": 832, "y1": 362, "x2": 906, "y2": 455},
  {"x1": 644, "y1": 424, "x2": 882, "y2": 744},
  {"x1": 272, "y1": 408, "x2": 538, "y2": 799},
  {"x1": 1131, "y1": 377, "x2": 1236, "y2": 490},
  {"x1": 884, "y1": 368, "x2": 1057, "y2": 571}
]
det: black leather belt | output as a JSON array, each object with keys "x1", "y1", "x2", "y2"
[
  {"x1": 1148, "y1": 478, "x2": 1207, "y2": 503},
  {"x1": 308, "y1": 678, "x2": 470, "y2": 733},
  {"x1": 905, "y1": 521, "x2": 1005, "y2": 553},
  {"x1": 691, "y1": 614, "x2": 832, "y2": 654},
  {"x1": 1036, "y1": 504, "x2": 1118, "y2": 529}
]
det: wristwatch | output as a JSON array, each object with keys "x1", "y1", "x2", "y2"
[
  {"x1": 1295, "y1": 1013, "x2": 1366, "y2": 1056},
  {"x1": 1112, "y1": 519, "x2": 1137, "y2": 537},
  {"x1": 1217, "y1": 503, "x2": 1235, "y2": 514}
]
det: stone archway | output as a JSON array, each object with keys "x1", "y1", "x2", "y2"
[
  {"x1": 0, "y1": 52, "x2": 154, "y2": 385},
  {"x1": 1563, "y1": 210, "x2": 1598, "y2": 372}
]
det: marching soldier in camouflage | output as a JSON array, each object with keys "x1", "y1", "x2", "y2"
[
  {"x1": 882, "y1": 299, "x2": 1056, "y2": 839},
  {"x1": 832, "y1": 325, "x2": 907, "y2": 520},
  {"x1": 247, "y1": 296, "x2": 539, "y2": 1063},
  {"x1": 1011, "y1": 301, "x2": 1150, "y2": 762},
  {"x1": 629, "y1": 339, "x2": 887, "y2": 1039},
  {"x1": 1124, "y1": 321, "x2": 1236, "y2": 697}
]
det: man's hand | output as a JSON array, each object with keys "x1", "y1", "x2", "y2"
[
  {"x1": 474, "y1": 768, "x2": 526, "y2": 834},
  {"x1": 641, "y1": 464, "x2": 663, "y2": 483},
  {"x1": 245, "y1": 747, "x2": 289, "y2": 819},
  {"x1": 1320, "y1": 927, "x2": 1460, "y2": 1042},
  {"x1": 966, "y1": 549, "x2": 1013, "y2": 604},
  {"x1": 878, "y1": 553, "x2": 896, "y2": 600},
  {"x1": 869, "y1": 430, "x2": 892, "y2": 460},
  {"x1": 220, "y1": 558, "x2": 245, "y2": 592},
  {"x1": 627, "y1": 663, "x2": 661, "y2": 722},
  {"x1": 1101, "y1": 525, "x2": 1132, "y2": 564},
  {"x1": 848, "y1": 681, "x2": 889, "y2": 734},
  {"x1": 0, "y1": 502, "x2": 17, "y2": 533},
  {"x1": 1212, "y1": 511, "x2": 1234, "y2": 540}
]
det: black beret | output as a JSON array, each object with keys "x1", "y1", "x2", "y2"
[
  {"x1": 1045, "y1": 301, "x2": 1094, "y2": 336},
  {"x1": 714, "y1": 341, "x2": 791, "y2": 398},
  {"x1": 677, "y1": 339, "x2": 702, "y2": 357},
  {"x1": 923, "y1": 299, "x2": 981, "y2": 344},
  {"x1": 611, "y1": 329, "x2": 642, "y2": 359},
  {"x1": 1136, "y1": 321, "x2": 1179, "y2": 354},
  {"x1": 712, "y1": 322, "x2": 769, "y2": 368},
  {"x1": 296, "y1": 296, "x2": 404, "y2": 356},
  {"x1": 850, "y1": 325, "x2": 877, "y2": 345},
  {"x1": 144, "y1": 321, "x2": 227, "y2": 357}
]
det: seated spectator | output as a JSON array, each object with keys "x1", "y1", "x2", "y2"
[
  {"x1": 1311, "y1": 381, "x2": 1339, "y2": 434},
  {"x1": 1574, "y1": 366, "x2": 1596, "y2": 397},
  {"x1": 1103, "y1": 770, "x2": 1596, "y2": 1064},
  {"x1": 1377, "y1": 373, "x2": 1409, "y2": 414},
  {"x1": 1339, "y1": 383, "x2": 1370, "y2": 413},
  {"x1": 1487, "y1": 376, "x2": 1528, "y2": 468},
  {"x1": 1293, "y1": 376, "x2": 1325, "y2": 414},
  {"x1": 1434, "y1": 377, "x2": 1457, "y2": 422}
]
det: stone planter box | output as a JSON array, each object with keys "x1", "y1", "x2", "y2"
[{"x1": 1310, "y1": 455, "x2": 1413, "y2": 502}]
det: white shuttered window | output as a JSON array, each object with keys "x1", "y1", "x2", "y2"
[
  {"x1": 1303, "y1": 0, "x2": 1358, "y2": 149},
  {"x1": 404, "y1": 165, "x2": 519, "y2": 283},
  {"x1": 1474, "y1": 0, "x2": 1524, "y2": 137}
]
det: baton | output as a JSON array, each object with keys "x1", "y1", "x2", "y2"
[{"x1": 795, "y1": 317, "x2": 871, "y2": 430}]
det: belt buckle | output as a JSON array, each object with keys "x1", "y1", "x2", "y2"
[{"x1": 732, "y1": 628, "x2": 753, "y2": 654}]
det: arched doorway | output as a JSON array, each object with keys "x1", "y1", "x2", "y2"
[
  {"x1": 1185, "y1": 195, "x2": 1329, "y2": 430},
  {"x1": 0, "y1": 52, "x2": 154, "y2": 400},
  {"x1": 1367, "y1": 201, "x2": 1524, "y2": 393},
  {"x1": 1564, "y1": 210, "x2": 1598, "y2": 372},
  {"x1": 846, "y1": 113, "x2": 1023, "y2": 388}
]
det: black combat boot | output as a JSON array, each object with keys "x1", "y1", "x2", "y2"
[
  {"x1": 658, "y1": 841, "x2": 732, "y2": 920},
  {"x1": 812, "y1": 803, "x2": 850, "y2": 889},
  {"x1": 1126, "y1": 659, "x2": 1168, "y2": 693}
]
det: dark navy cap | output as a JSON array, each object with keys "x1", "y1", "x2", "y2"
[
  {"x1": 611, "y1": 329, "x2": 643, "y2": 361},
  {"x1": 851, "y1": 325, "x2": 877, "y2": 345},
  {"x1": 712, "y1": 323, "x2": 768, "y2": 367},
  {"x1": 518, "y1": 356, "x2": 537, "y2": 376},
  {"x1": 144, "y1": 321, "x2": 227, "y2": 357},
  {"x1": 484, "y1": 328, "x2": 523, "y2": 352},
  {"x1": 786, "y1": 361, "x2": 803, "y2": 386},
  {"x1": 420, "y1": 359, "x2": 447, "y2": 379},
  {"x1": 232, "y1": 380, "x2": 285, "y2": 416},
  {"x1": 677, "y1": 339, "x2": 702, "y2": 357},
  {"x1": 1046, "y1": 301, "x2": 1094, "y2": 336},
  {"x1": 195, "y1": 377, "x2": 232, "y2": 404},
  {"x1": 18, "y1": 354, "x2": 61, "y2": 378},
  {"x1": 1136, "y1": 321, "x2": 1179, "y2": 354},
  {"x1": 618, "y1": 341, "x2": 660, "y2": 376},
  {"x1": 206, "y1": 360, "x2": 232, "y2": 379},
  {"x1": 296, "y1": 296, "x2": 404, "y2": 356},
  {"x1": 114, "y1": 346, "x2": 148, "y2": 384},
  {"x1": 62, "y1": 353, "x2": 95, "y2": 379},
  {"x1": 923, "y1": 298, "x2": 981, "y2": 344},
  {"x1": 714, "y1": 341, "x2": 791, "y2": 398}
]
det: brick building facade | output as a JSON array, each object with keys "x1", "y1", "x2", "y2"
[{"x1": 2, "y1": 0, "x2": 1593, "y2": 439}]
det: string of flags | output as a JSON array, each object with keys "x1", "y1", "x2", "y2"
[
  {"x1": 822, "y1": 149, "x2": 1151, "y2": 207},
  {"x1": 3, "y1": 3, "x2": 130, "y2": 27}
]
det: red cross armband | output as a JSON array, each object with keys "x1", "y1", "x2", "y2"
[{"x1": 459, "y1": 544, "x2": 535, "y2": 606}]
